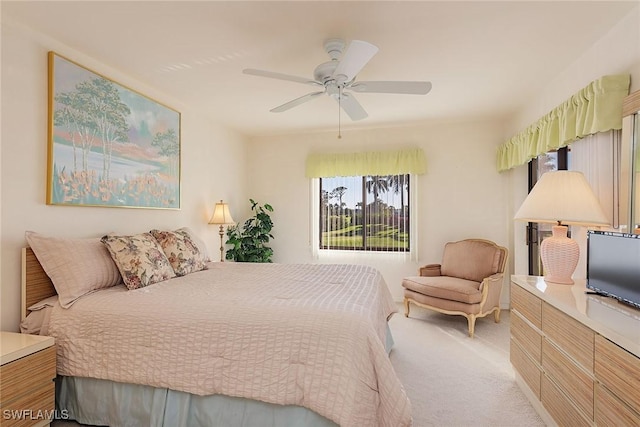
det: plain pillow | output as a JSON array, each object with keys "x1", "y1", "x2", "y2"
[
  {"x1": 27, "y1": 295, "x2": 59, "y2": 311},
  {"x1": 25, "y1": 231, "x2": 122, "y2": 308},
  {"x1": 21, "y1": 296, "x2": 60, "y2": 335},
  {"x1": 101, "y1": 233, "x2": 176, "y2": 290},
  {"x1": 20, "y1": 309, "x2": 48, "y2": 335},
  {"x1": 149, "y1": 229, "x2": 208, "y2": 276}
]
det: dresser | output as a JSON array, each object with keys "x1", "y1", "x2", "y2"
[
  {"x1": 0, "y1": 332, "x2": 56, "y2": 427},
  {"x1": 510, "y1": 275, "x2": 640, "y2": 427}
]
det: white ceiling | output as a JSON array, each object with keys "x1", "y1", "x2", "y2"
[{"x1": 2, "y1": 1, "x2": 638, "y2": 137}]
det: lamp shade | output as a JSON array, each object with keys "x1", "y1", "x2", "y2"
[
  {"x1": 208, "y1": 200, "x2": 235, "y2": 225},
  {"x1": 514, "y1": 171, "x2": 609, "y2": 227},
  {"x1": 514, "y1": 170, "x2": 610, "y2": 285}
]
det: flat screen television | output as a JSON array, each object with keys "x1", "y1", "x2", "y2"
[{"x1": 587, "y1": 230, "x2": 640, "y2": 310}]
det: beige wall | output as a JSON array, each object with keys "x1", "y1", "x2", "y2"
[
  {"x1": 0, "y1": 23, "x2": 249, "y2": 331},
  {"x1": 506, "y1": 5, "x2": 640, "y2": 279},
  {"x1": 246, "y1": 119, "x2": 511, "y2": 301}
]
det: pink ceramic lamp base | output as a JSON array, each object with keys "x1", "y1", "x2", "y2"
[{"x1": 540, "y1": 225, "x2": 579, "y2": 285}]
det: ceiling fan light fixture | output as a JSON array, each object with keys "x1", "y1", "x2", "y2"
[
  {"x1": 326, "y1": 82, "x2": 339, "y2": 96},
  {"x1": 243, "y1": 38, "x2": 432, "y2": 123}
]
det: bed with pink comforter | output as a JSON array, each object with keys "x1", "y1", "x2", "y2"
[{"x1": 46, "y1": 262, "x2": 412, "y2": 427}]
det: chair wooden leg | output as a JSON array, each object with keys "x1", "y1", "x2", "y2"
[
  {"x1": 403, "y1": 298, "x2": 410, "y2": 317},
  {"x1": 467, "y1": 314, "x2": 476, "y2": 338},
  {"x1": 494, "y1": 308, "x2": 501, "y2": 323}
]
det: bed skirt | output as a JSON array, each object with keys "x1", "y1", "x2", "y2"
[{"x1": 56, "y1": 376, "x2": 339, "y2": 427}]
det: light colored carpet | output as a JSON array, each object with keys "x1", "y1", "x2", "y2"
[
  {"x1": 391, "y1": 303, "x2": 545, "y2": 427},
  {"x1": 53, "y1": 305, "x2": 545, "y2": 427}
]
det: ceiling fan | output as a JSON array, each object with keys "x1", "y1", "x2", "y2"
[{"x1": 243, "y1": 38, "x2": 432, "y2": 122}]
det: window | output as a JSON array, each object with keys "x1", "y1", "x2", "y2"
[
  {"x1": 319, "y1": 174, "x2": 410, "y2": 251},
  {"x1": 527, "y1": 147, "x2": 570, "y2": 275}
]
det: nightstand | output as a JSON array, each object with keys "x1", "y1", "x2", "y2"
[{"x1": 0, "y1": 332, "x2": 56, "y2": 427}]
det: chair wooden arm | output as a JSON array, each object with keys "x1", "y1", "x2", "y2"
[
  {"x1": 479, "y1": 272, "x2": 505, "y2": 308},
  {"x1": 419, "y1": 264, "x2": 442, "y2": 276}
]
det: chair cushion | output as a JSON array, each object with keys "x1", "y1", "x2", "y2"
[
  {"x1": 402, "y1": 276, "x2": 482, "y2": 304},
  {"x1": 440, "y1": 240, "x2": 502, "y2": 283}
]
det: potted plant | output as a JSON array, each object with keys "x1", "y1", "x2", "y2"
[{"x1": 225, "y1": 199, "x2": 274, "y2": 262}]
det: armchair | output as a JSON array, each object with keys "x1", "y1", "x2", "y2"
[{"x1": 402, "y1": 239, "x2": 508, "y2": 337}]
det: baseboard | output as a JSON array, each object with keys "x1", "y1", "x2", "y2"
[{"x1": 514, "y1": 372, "x2": 557, "y2": 427}]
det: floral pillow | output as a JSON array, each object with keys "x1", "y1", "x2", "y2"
[
  {"x1": 176, "y1": 227, "x2": 211, "y2": 262},
  {"x1": 101, "y1": 233, "x2": 176, "y2": 290},
  {"x1": 149, "y1": 229, "x2": 208, "y2": 276}
]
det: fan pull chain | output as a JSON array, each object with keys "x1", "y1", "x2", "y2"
[{"x1": 338, "y1": 86, "x2": 342, "y2": 139}]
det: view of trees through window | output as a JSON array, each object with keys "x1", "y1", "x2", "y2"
[{"x1": 319, "y1": 175, "x2": 410, "y2": 251}]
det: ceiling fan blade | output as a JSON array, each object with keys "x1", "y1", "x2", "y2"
[
  {"x1": 335, "y1": 92, "x2": 368, "y2": 121},
  {"x1": 270, "y1": 91, "x2": 325, "y2": 113},
  {"x1": 350, "y1": 81, "x2": 432, "y2": 95},
  {"x1": 332, "y1": 40, "x2": 379, "y2": 82},
  {"x1": 243, "y1": 69, "x2": 322, "y2": 86}
]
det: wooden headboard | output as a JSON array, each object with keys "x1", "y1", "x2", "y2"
[{"x1": 21, "y1": 247, "x2": 57, "y2": 320}]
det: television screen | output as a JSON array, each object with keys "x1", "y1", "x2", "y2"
[{"x1": 587, "y1": 231, "x2": 640, "y2": 310}]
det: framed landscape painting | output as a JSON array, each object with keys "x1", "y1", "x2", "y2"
[{"x1": 47, "y1": 52, "x2": 181, "y2": 209}]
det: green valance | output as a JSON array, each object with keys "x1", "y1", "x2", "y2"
[
  {"x1": 496, "y1": 74, "x2": 630, "y2": 172},
  {"x1": 305, "y1": 147, "x2": 426, "y2": 178}
]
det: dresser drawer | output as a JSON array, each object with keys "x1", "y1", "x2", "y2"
[
  {"x1": 595, "y1": 334, "x2": 640, "y2": 415},
  {"x1": 511, "y1": 310, "x2": 542, "y2": 363},
  {"x1": 542, "y1": 302, "x2": 594, "y2": 372},
  {"x1": 541, "y1": 374, "x2": 591, "y2": 427},
  {"x1": 511, "y1": 283, "x2": 541, "y2": 329},
  {"x1": 596, "y1": 382, "x2": 640, "y2": 427},
  {"x1": 511, "y1": 338, "x2": 541, "y2": 399},
  {"x1": 0, "y1": 346, "x2": 56, "y2": 405},
  {"x1": 542, "y1": 339, "x2": 594, "y2": 420}
]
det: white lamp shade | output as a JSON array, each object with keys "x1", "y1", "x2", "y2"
[
  {"x1": 208, "y1": 201, "x2": 235, "y2": 225},
  {"x1": 514, "y1": 171, "x2": 609, "y2": 227}
]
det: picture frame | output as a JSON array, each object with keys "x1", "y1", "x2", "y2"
[{"x1": 47, "y1": 52, "x2": 181, "y2": 209}]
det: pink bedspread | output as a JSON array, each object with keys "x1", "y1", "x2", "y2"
[{"x1": 47, "y1": 262, "x2": 412, "y2": 426}]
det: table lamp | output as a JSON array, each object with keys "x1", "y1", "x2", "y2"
[
  {"x1": 208, "y1": 200, "x2": 235, "y2": 262},
  {"x1": 514, "y1": 170, "x2": 609, "y2": 284}
]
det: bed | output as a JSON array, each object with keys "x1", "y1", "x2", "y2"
[{"x1": 21, "y1": 232, "x2": 412, "y2": 427}]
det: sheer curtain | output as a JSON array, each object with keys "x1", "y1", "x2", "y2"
[
  {"x1": 569, "y1": 129, "x2": 621, "y2": 278},
  {"x1": 570, "y1": 130, "x2": 620, "y2": 227}
]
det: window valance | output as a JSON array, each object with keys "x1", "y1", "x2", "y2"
[
  {"x1": 305, "y1": 147, "x2": 426, "y2": 178},
  {"x1": 496, "y1": 74, "x2": 630, "y2": 172}
]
